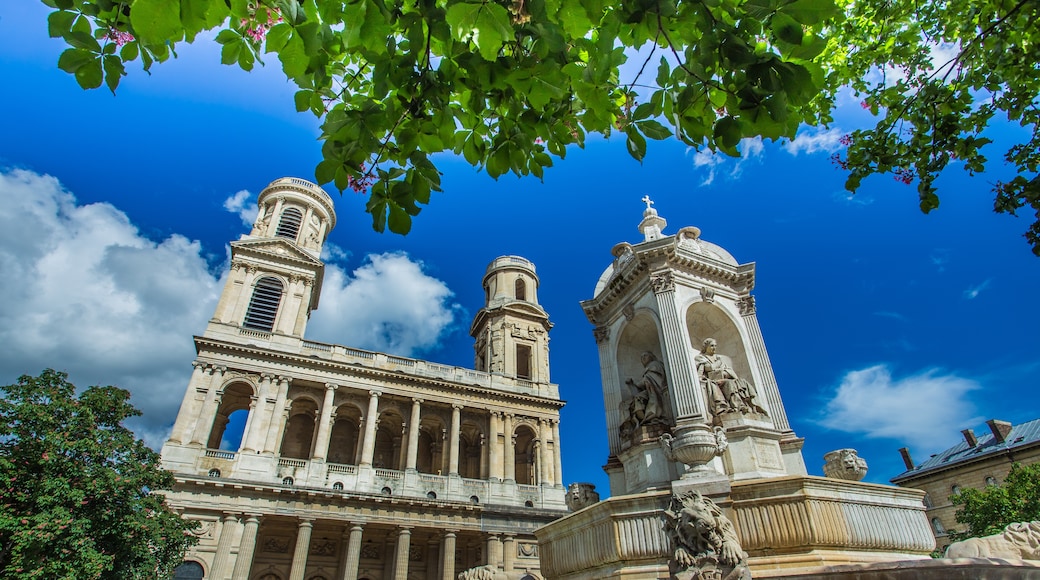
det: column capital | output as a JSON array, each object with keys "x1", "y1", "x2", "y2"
[
  {"x1": 192, "y1": 360, "x2": 206, "y2": 370},
  {"x1": 277, "y1": 375, "x2": 293, "y2": 385},
  {"x1": 297, "y1": 518, "x2": 315, "y2": 527},
  {"x1": 650, "y1": 271, "x2": 675, "y2": 294},
  {"x1": 325, "y1": 382, "x2": 339, "y2": 391},
  {"x1": 411, "y1": 397, "x2": 424, "y2": 405},
  {"x1": 593, "y1": 326, "x2": 611, "y2": 344},
  {"x1": 220, "y1": 513, "x2": 239, "y2": 522},
  {"x1": 443, "y1": 530, "x2": 459, "y2": 537},
  {"x1": 260, "y1": 372, "x2": 277, "y2": 382},
  {"x1": 452, "y1": 403, "x2": 464, "y2": 411},
  {"x1": 738, "y1": 295, "x2": 756, "y2": 315},
  {"x1": 369, "y1": 390, "x2": 383, "y2": 398},
  {"x1": 243, "y1": 514, "x2": 262, "y2": 524}
]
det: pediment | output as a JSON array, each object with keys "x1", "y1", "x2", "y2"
[{"x1": 231, "y1": 238, "x2": 322, "y2": 267}]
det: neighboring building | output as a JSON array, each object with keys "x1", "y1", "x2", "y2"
[
  {"x1": 160, "y1": 177, "x2": 567, "y2": 580},
  {"x1": 891, "y1": 418, "x2": 1040, "y2": 551}
]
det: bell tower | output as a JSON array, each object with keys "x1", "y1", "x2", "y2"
[
  {"x1": 207, "y1": 177, "x2": 336, "y2": 339},
  {"x1": 469, "y1": 256, "x2": 552, "y2": 383}
]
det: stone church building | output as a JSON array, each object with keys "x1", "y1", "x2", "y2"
[{"x1": 161, "y1": 177, "x2": 568, "y2": 580}]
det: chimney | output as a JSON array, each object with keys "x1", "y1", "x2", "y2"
[
  {"x1": 987, "y1": 419, "x2": 1013, "y2": 443},
  {"x1": 899, "y1": 447, "x2": 915, "y2": 470},
  {"x1": 962, "y1": 429, "x2": 978, "y2": 447}
]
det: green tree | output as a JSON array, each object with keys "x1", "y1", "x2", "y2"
[
  {"x1": 0, "y1": 369, "x2": 197, "y2": 579},
  {"x1": 39, "y1": 0, "x2": 1039, "y2": 251},
  {"x1": 948, "y1": 462, "x2": 1040, "y2": 542}
]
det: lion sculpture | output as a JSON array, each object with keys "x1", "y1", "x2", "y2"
[
  {"x1": 565, "y1": 482, "x2": 600, "y2": 512},
  {"x1": 822, "y1": 448, "x2": 868, "y2": 481},
  {"x1": 664, "y1": 490, "x2": 751, "y2": 579},
  {"x1": 457, "y1": 565, "x2": 539, "y2": 580},
  {"x1": 946, "y1": 521, "x2": 1040, "y2": 560}
]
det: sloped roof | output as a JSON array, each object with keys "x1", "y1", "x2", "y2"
[{"x1": 891, "y1": 418, "x2": 1040, "y2": 482}]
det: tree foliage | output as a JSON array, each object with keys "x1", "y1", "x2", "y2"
[
  {"x1": 39, "y1": 0, "x2": 1040, "y2": 251},
  {"x1": 0, "y1": 369, "x2": 197, "y2": 579},
  {"x1": 948, "y1": 462, "x2": 1040, "y2": 542}
]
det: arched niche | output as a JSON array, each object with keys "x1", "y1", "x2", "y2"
[
  {"x1": 373, "y1": 409, "x2": 405, "y2": 469},
  {"x1": 685, "y1": 302, "x2": 753, "y2": 382},
  {"x1": 513, "y1": 424, "x2": 538, "y2": 485},
  {"x1": 327, "y1": 402, "x2": 362, "y2": 465},
  {"x1": 614, "y1": 310, "x2": 665, "y2": 394},
  {"x1": 208, "y1": 381, "x2": 255, "y2": 450},
  {"x1": 280, "y1": 398, "x2": 319, "y2": 459},
  {"x1": 459, "y1": 421, "x2": 484, "y2": 479},
  {"x1": 417, "y1": 416, "x2": 446, "y2": 474}
]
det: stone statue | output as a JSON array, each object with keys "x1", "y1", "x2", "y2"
[
  {"x1": 664, "y1": 490, "x2": 751, "y2": 580},
  {"x1": 619, "y1": 351, "x2": 670, "y2": 439},
  {"x1": 822, "y1": 449, "x2": 868, "y2": 481},
  {"x1": 695, "y1": 338, "x2": 767, "y2": 419},
  {"x1": 946, "y1": 521, "x2": 1040, "y2": 559},
  {"x1": 565, "y1": 482, "x2": 601, "y2": 512}
]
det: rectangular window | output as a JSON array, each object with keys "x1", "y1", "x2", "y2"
[{"x1": 516, "y1": 344, "x2": 531, "y2": 379}]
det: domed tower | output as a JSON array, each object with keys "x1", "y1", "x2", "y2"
[
  {"x1": 208, "y1": 177, "x2": 336, "y2": 339},
  {"x1": 469, "y1": 256, "x2": 552, "y2": 383}
]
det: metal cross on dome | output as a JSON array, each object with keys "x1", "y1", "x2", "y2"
[{"x1": 641, "y1": 195, "x2": 654, "y2": 209}]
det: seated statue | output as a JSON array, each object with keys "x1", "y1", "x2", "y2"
[
  {"x1": 695, "y1": 338, "x2": 767, "y2": 420},
  {"x1": 619, "y1": 351, "x2": 670, "y2": 440}
]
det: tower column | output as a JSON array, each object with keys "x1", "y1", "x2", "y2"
[
  {"x1": 209, "y1": 514, "x2": 239, "y2": 580},
  {"x1": 243, "y1": 374, "x2": 275, "y2": 453},
  {"x1": 340, "y1": 523, "x2": 364, "y2": 580},
  {"x1": 238, "y1": 396, "x2": 261, "y2": 453},
  {"x1": 503, "y1": 414, "x2": 515, "y2": 482},
  {"x1": 230, "y1": 265, "x2": 260, "y2": 324},
  {"x1": 440, "y1": 531, "x2": 457, "y2": 580},
  {"x1": 190, "y1": 366, "x2": 226, "y2": 446},
  {"x1": 485, "y1": 533, "x2": 502, "y2": 568},
  {"x1": 288, "y1": 518, "x2": 314, "y2": 580},
  {"x1": 360, "y1": 391, "x2": 381, "y2": 467},
  {"x1": 552, "y1": 419, "x2": 563, "y2": 486},
  {"x1": 312, "y1": 383, "x2": 338, "y2": 461},
  {"x1": 488, "y1": 412, "x2": 502, "y2": 480},
  {"x1": 393, "y1": 527, "x2": 412, "y2": 580},
  {"x1": 539, "y1": 419, "x2": 553, "y2": 485},
  {"x1": 230, "y1": 515, "x2": 261, "y2": 579},
  {"x1": 405, "y1": 398, "x2": 423, "y2": 471},
  {"x1": 293, "y1": 278, "x2": 314, "y2": 336},
  {"x1": 263, "y1": 376, "x2": 291, "y2": 455},
  {"x1": 448, "y1": 404, "x2": 462, "y2": 476},
  {"x1": 739, "y1": 297, "x2": 790, "y2": 430},
  {"x1": 651, "y1": 271, "x2": 708, "y2": 422},
  {"x1": 502, "y1": 534, "x2": 516, "y2": 572},
  {"x1": 170, "y1": 362, "x2": 206, "y2": 444}
]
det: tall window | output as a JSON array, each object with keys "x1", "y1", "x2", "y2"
[
  {"x1": 514, "y1": 278, "x2": 527, "y2": 301},
  {"x1": 275, "y1": 207, "x2": 303, "y2": 240},
  {"x1": 516, "y1": 344, "x2": 531, "y2": 379},
  {"x1": 243, "y1": 277, "x2": 283, "y2": 331}
]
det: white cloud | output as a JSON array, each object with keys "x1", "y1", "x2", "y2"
[
  {"x1": 818, "y1": 364, "x2": 982, "y2": 450},
  {"x1": 306, "y1": 253, "x2": 463, "y2": 357},
  {"x1": 783, "y1": 128, "x2": 844, "y2": 155},
  {"x1": 688, "y1": 137, "x2": 764, "y2": 185},
  {"x1": 0, "y1": 169, "x2": 224, "y2": 448},
  {"x1": 963, "y1": 279, "x2": 991, "y2": 299},
  {"x1": 321, "y1": 241, "x2": 351, "y2": 263},
  {"x1": 223, "y1": 189, "x2": 258, "y2": 227}
]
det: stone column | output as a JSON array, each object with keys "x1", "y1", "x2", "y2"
[
  {"x1": 190, "y1": 366, "x2": 226, "y2": 446},
  {"x1": 448, "y1": 404, "x2": 462, "y2": 476},
  {"x1": 651, "y1": 271, "x2": 708, "y2": 422},
  {"x1": 425, "y1": 537, "x2": 439, "y2": 580},
  {"x1": 360, "y1": 391, "x2": 381, "y2": 467},
  {"x1": 502, "y1": 534, "x2": 515, "y2": 572},
  {"x1": 739, "y1": 296, "x2": 790, "y2": 430},
  {"x1": 539, "y1": 419, "x2": 553, "y2": 485},
  {"x1": 441, "y1": 531, "x2": 457, "y2": 580},
  {"x1": 230, "y1": 265, "x2": 260, "y2": 323},
  {"x1": 406, "y1": 398, "x2": 422, "y2": 471},
  {"x1": 312, "y1": 383, "x2": 338, "y2": 461},
  {"x1": 288, "y1": 518, "x2": 314, "y2": 580},
  {"x1": 340, "y1": 523, "x2": 364, "y2": 580},
  {"x1": 170, "y1": 362, "x2": 206, "y2": 444},
  {"x1": 488, "y1": 412, "x2": 502, "y2": 480},
  {"x1": 263, "y1": 376, "x2": 291, "y2": 454},
  {"x1": 393, "y1": 527, "x2": 412, "y2": 580},
  {"x1": 382, "y1": 534, "x2": 396, "y2": 580},
  {"x1": 485, "y1": 534, "x2": 501, "y2": 568},
  {"x1": 231, "y1": 515, "x2": 261, "y2": 579},
  {"x1": 293, "y1": 278, "x2": 313, "y2": 336},
  {"x1": 552, "y1": 419, "x2": 563, "y2": 486},
  {"x1": 301, "y1": 206, "x2": 314, "y2": 245},
  {"x1": 503, "y1": 414, "x2": 515, "y2": 482},
  {"x1": 209, "y1": 514, "x2": 239, "y2": 580},
  {"x1": 242, "y1": 374, "x2": 275, "y2": 453},
  {"x1": 238, "y1": 396, "x2": 260, "y2": 453},
  {"x1": 278, "y1": 275, "x2": 303, "y2": 335}
]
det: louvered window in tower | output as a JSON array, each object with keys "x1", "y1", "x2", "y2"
[
  {"x1": 275, "y1": 207, "x2": 303, "y2": 240},
  {"x1": 243, "y1": 277, "x2": 283, "y2": 331}
]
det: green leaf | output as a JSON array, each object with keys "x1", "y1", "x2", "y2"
[
  {"x1": 47, "y1": 10, "x2": 76, "y2": 38},
  {"x1": 279, "y1": 32, "x2": 308, "y2": 79},
  {"x1": 265, "y1": 22, "x2": 292, "y2": 53},
  {"x1": 637, "y1": 119, "x2": 671, "y2": 140},
  {"x1": 102, "y1": 55, "x2": 124, "y2": 93},
  {"x1": 780, "y1": 0, "x2": 839, "y2": 25},
  {"x1": 181, "y1": 0, "x2": 229, "y2": 42},
  {"x1": 73, "y1": 55, "x2": 103, "y2": 89},
  {"x1": 130, "y1": 0, "x2": 184, "y2": 45},
  {"x1": 771, "y1": 13, "x2": 803, "y2": 45},
  {"x1": 220, "y1": 37, "x2": 243, "y2": 65},
  {"x1": 57, "y1": 48, "x2": 96, "y2": 74},
  {"x1": 713, "y1": 116, "x2": 742, "y2": 154},
  {"x1": 446, "y1": 2, "x2": 513, "y2": 61},
  {"x1": 625, "y1": 125, "x2": 647, "y2": 161}
]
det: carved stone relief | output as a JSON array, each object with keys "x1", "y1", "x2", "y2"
[
  {"x1": 822, "y1": 448, "x2": 868, "y2": 481},
  {"x1": 737, "y1": 296, "x2": 756, "y2": 316},
  {"x1": 700, "y1": 287, "x2": 715, "y2": 304},
  {"x1": 360, "y1": 543, "x2": 380, "y2": 559},
  {"x1": 664, "y1": 491, "x2": 751, "y2": 579},
  {"x1": 593, "y1": 326, "x2": 611, "y2": 344},
  {"x1": 622, "y1": 304, "x2": 635, "y2": 321},
  {"x1": 310, "y1": 538, "x2": 337, "y2": 557},
  {"x1": 650, "y1": 272, "x2": 675, "y2": 294},
  {"x1": 263, "y1": 536, "x2": 291, "y2": 554}
]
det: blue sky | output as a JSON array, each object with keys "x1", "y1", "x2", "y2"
[{"x1": 2, "y1": 3, "x2": 1039, "y2": 496}]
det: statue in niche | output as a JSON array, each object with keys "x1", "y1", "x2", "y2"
[
  {"x1": 664, "y1": 490, "x2": 751, "y2": 580},
  {"x1": 618, "y1": 351, "x2": 670, "y2": 440},
  {"x1": 695, "y1": 338, "x2": 767, "y2": 420}
]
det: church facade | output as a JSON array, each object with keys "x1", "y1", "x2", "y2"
[{"x1": 160, "y1": 177, "x2": 567, "y2": 580}]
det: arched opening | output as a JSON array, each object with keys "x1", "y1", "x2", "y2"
[
  {"x1": 280, "y1": 398, "x2": 319, "y2": 459},
  {"x1": 172, "y1": 561, "x2": 205, "y2": 580},
  {"x1": 458, "y1": 423, "x2": 483, "y2": 479},
  {"x1": 513, "y1": 425, "x2": 537, "y2": 485},
  {"x1": 208, "y1": 468, "x2": 221, "y2": 478},
  {"x1": 416, "y1": 417, "x2": 446, "y2": 475},
  {"x1": 931, "y1": 517, "x2": 946, "y2": 535},
  {"x1": 243, "y1": 277, "x2": 284, "y2": 332},
  {"x1": 373, "y1": 410, "x2": 405, "y2": 470},
  {"x1": 514, "y1": 278, "x2": 526, "y2": 301},
  {"x1": 207, "y1": 382, "x2": 254, "y2": 450},
  {"x1": 327, "y1": 415, "x2": 360, "y2": 466},
  {"x1": 275, "y1": 206, "x2": 304, "y2": 240}
]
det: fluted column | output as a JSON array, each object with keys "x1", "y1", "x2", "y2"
[
  {"x1": 503, "y1": 414, "x2": 515, "y2": 482},
  {"x1": 170, "y1": 362, "x2": 206, "y2": 444},
  {"x1": 190, "y1": 366, "x2": 226, "y2": 446},
  {"x1": 739, "y1": 296, "x2": 789, "y2": 430},
  {"x1": 552, "y1": 419, "x2": 563, "y2": 486},
  {"x1": 425, "y1": 537, "x2": 438, "y2": 580},
  {"x1": 393, "y1": 527, "x2": 412, "y2": 580},
  {"x1": 243, "y1": 374, "x2": 274, "y2": 452},
  {"x1": 340, "y1": 523, "x2": 364, "y2": 580},
  {"x1": 312, "y1": 383, "x2": 338, "y2": 461},
  {"x1": 485, "y1": 534, "x2": 501, "y2": 568},
  {"x1": 263, "y1": 376, "x2": 290, "y2": 454},
  {"x1": 360, "y1": 391, "x2": 381, "y2": 467},
  {"x1": 448, "y1": 404, "x2": 462, "y2": 476},
  {"x1": 441, "y1": 531, "x2": 457, "y2": 580},
  {"x1": 293, "y1": 278, "x2": 313, "y2": 336},
  {"x1": 209, "y1": 514, "x2": 239, "y2": 580},
  {"x1": 488, "y1": 412, "x2": 502, "y2": 480},
  {"x1": 651, "y1": 271, "x2": 707, "y2": 422},
  {"x1": 502, "y1": 534, "x2": 515, "y2": 571},
  {"x1": 288, "y1": 518, "x2": 314, "y2": 580},
  {"x1": 238, "y1": 396, "x2": 261, "y2": 453},
  {"x1": 539, "y1": 419, "x2": 553, "y2": 485},
  {"x1": 230, "y1": 265, "x2": 260, "y2": 323},
  {"x1": 405, "y1": 398, "x2": 422, "y2": 470},
  {"x1": 231, "y1": 515, "x2": 261, "y2": 579}
]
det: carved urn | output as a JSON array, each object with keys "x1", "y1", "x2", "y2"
[{"x1": 663, "y1": 423, "x2": 726, "y2": 469}]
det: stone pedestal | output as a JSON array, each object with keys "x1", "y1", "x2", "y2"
[
  {"x1": 617, "y1": 426, "x2": 678, "y2": 494},
  {"x1": 719, "y1": 415, "x2": 788, "y2": 481}
]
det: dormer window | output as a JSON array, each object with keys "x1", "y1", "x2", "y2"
[
  {"x1": 243, "y1": 277, "x2": 283, "y2": 332},
  {"x1": 275, "y1": 207, "x2": 303, "y2": 240}
]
